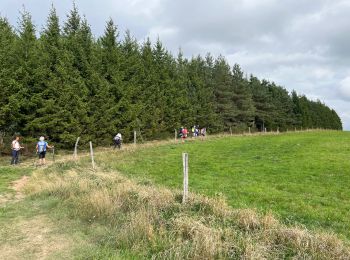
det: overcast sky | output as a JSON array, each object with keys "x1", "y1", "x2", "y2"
[{"x1": 2, "y1": 0, "x2": 350, "y2": 129}]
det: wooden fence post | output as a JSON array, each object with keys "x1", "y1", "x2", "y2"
[
  {"x1": 182, "y1": 153, "x2": 189, "y2": 204},
  {"x1": 230, "y1": 127, "x2": 232, "y2": 136},
  {"x1": 134, "y1": 130, "x2": 137, "y2": 146},
  {"x1": 89, "y1": 141, "x2": 95, "y2": 170},
  {"x1": 73, "y1": 137, "x2": 80, "y2": 160},
  {"x1": 249, "y1": 127, "x2": 251, "y2": 134}
]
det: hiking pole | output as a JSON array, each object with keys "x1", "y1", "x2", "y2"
[
  {"x1": 52, "y1": 147, "x2": 55, "y2": 163},
  {"x1": 33, "y1": 149, "x2": 37, "y2": 168}
]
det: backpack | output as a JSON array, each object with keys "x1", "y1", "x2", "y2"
[{"x1": 38, "y1": 141, "x2": 47, "y2": 153}]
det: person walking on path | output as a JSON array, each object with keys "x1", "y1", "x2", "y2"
[
  {"x1": 194, "y1": 125, "x2": 199, "y2": 137},
  {"x1": 181, "y1": 127, "x2": 188, "y2": 143},
  {"x1": 36, "y1": 136, "x2": 54, "y2": 166},
  {"x1": 11, "y1": 136, "x2": 24, "y2": 165},
  {"x1": 113, "y1": 133, "x2": 122, "y2": 149},
  {"x1": 200, "y1": 127, "x2": 207, "y2": 140}
]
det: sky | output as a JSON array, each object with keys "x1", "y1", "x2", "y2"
[{"x1": 1, "y1": 0, "x2": 350, "y2": 129}]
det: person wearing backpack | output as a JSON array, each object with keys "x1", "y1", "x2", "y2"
[
  {"x1": 36, "y1": 136, "x2": 54, "y2": 165},
  {"x1": 191, "y1": 126, "x2": 195, "y2": 137},
  {"x1": 179, "y1": 127, "x2": 184, "y2": 138},
  {"x1": 113, "y1": 133, "x2": 122, "y2": 149},
  {"x1": 195, "y1": 126, "x2": 199, "y2": 137},
  {"x1": 11, "y1": 136, "x2": 24, "y2": 165}
]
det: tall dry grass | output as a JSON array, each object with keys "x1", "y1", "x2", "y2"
[{"x1": 25, "y1": 161, "x2": 350, "y2": 259}]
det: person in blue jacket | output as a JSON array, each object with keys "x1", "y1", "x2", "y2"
[{"x1": 36, "y1": 136, "x2": 54, "y2": 166}]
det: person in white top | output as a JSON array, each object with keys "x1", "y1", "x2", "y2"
[
  {"x1": 11, "y1": 136, "x2": 24, "y2": 165},
  {"x1": 113, "y1": 133, "x2": 122, "y2": 149}
]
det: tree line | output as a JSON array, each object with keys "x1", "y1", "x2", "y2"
[{"x1": 0, "y1": 5, "x2": 342, "y2": 147}]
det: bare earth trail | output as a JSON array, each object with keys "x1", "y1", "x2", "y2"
[
  {"x1": 0, "y1": 167, "x2": 88, "y2": 259},
  {"x1": 0, "y1": 175, "x2": 29, "y2": 206}
]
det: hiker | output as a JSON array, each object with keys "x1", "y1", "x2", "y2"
[
  {"x1": 179, "y1": 127, "x2": 184, "y2": 138},
  {"x1": 11, "y1": 136, "x2": 24, "y2": 165},
  {"x1": 36, "y1": 136, "x2": 54, "y2": 166},
  {"x1": 113, "y1": 133, "x2": 122, "y2": 149},
  {"x1": 181, "y1": 127, "x2": 188, "y2": 143},
  {"x1": 195, "y1": 126, "x2": 200, "y2": 137},
  {"x1": 200, "y1": 127, "x2": 206, "y2": 140}
]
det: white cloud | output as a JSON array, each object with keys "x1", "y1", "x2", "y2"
[{"x1": 338, "y1": 77, "x2": 350, "y2": 101}]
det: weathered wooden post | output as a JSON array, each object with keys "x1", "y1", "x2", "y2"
[
  {"x1": 249, "y1": 127, "x2": 251, "y2": 134},
  {"x1": 264, "y1": 127, "x2": 267, "y2": 133},
  {"x1": 277, "y1": 127, "x2": 280, "y2": 133},
  {"x1": 175, "y1": 129, "x2": 177, "y2": 143},
  {"x1": 89, "y1": 141, "x2": 95, "y2": 170},
  {"x1": 182, "y1": 153, "x2": 189, "y2": 204},
  {"x1": 73, "y1": 137, "x2": 80, "y2": 160},
  {"x1": 230, "y1": 127, "x2": 233, "y2": 136},
  {"x1": 134, "y1": 130, "x2": 137, "y2": 146}
]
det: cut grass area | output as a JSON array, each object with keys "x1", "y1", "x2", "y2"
[{"x1": 98, "y1": 131, "x2": 350, "y2": 239}]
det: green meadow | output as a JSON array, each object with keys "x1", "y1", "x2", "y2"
[
  {"x1": 1, "y1": 130, "x2": 350, "y2": 259},
  {"x1": 101, "y1": 131, "x2": 350, "y2": 238}
]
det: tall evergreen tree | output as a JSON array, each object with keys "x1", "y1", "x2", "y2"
[
  {"x1": 249, "y1": 77, "x2": 274, "y2": 131},
  {"x1": 0, "y1": 17, "x2": 18, "y2": 134},
  {"x1": 25, "y1": 6, "x2": 62, "y2": 139},
  {"x1": 213, "y1": 56, "x2": 235, "y2": 130},
  {"x1": 231, "y1": 64, "x2": 255, "y2": 130},
  {"x1": 12, "y1": 9, "x2": 38, "y2": 134}
]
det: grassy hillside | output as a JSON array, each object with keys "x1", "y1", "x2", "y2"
[
  {"x1": 1, "y1": 130, "x2": 350, "y2": 259},
  {"x1": 98, "y1": 131, "x2": 350, "y2": 239}
]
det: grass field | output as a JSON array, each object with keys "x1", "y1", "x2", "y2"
[
  {"x1": 99, "y1": 131, "x2": 350, "y2": 239},
  {"x1": 1, "y1": 130, "x2": 350, "y2": 259}
]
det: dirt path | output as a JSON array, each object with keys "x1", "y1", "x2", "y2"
[
  {"x1": 0, "y1": 174, "x2": 87, "y2": 259},
  {"x1": 0, "y1": 215, "x2": 76, "y2": 260},
  {"x1": 11, "y1": 175, "x2": 29, "y2": 199},
  {"x1": 0, "y1": 175, "x2": 29, "y2": 206}
]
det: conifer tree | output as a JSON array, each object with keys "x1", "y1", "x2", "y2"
[
  {"x1": 25, "y1": 6, "x2": 62, "y2": 139},
  {"x1": 0, "y1": 17, "x2": 18, "y2": 134},
  {"x1": 12, "y1": 9, "x2": 38, "y2": 134},
  {"x1": 213, "y1": 56, "x2": 235, "y2": 130},
  {"x1": 231, "y1": 64, "x2": 255, "y2": 130}
]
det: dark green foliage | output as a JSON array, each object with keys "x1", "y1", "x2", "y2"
[
  {"x1": 231, "y1": 64, "x2": 255, "y2": 130},
  {"x1": 0, "y1": 5, "x2": 342, "y2": 147}
]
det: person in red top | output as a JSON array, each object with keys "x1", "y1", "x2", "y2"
[{"x1": 181, "y1": 127, "x2": 188, "y2": 143}]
